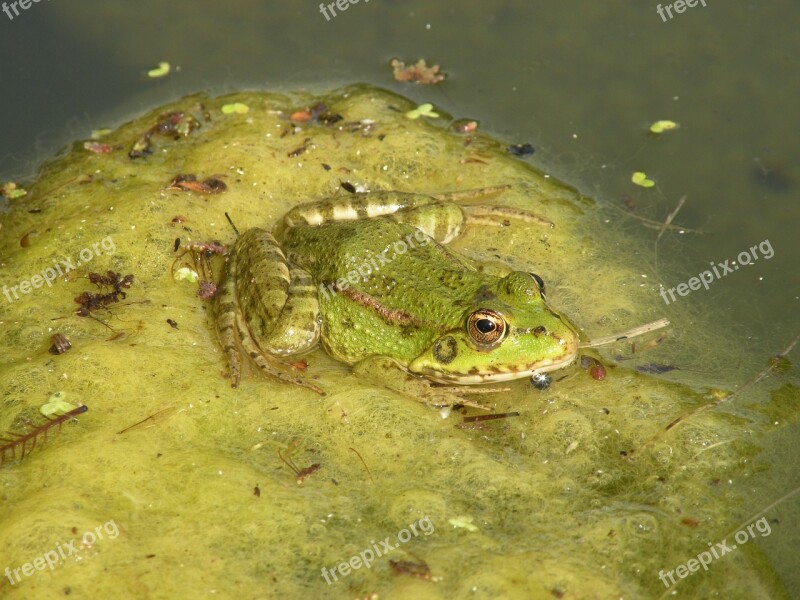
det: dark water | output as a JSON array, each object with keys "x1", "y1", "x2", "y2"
[{"x1": 1, "y1": 0, "x2": 798, "y2": 595}]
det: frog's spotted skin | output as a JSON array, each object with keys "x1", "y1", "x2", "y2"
[{"x1": 216, "y1": 188, "x2": 580, "y2": 406}]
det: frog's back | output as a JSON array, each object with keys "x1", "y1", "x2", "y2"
[{"x1": 282, "y1": 218, "x2": 494, "y2": 364}]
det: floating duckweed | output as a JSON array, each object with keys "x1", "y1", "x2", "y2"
[
  {"x1": 448, "y1": 516, "x2": 478, "y2": 532},
  {"x1": 147, "y1": 61, "x2": 171, "y2": 78},
  {"x1": 221, "y1": 103, "x2": 250, "y2": 114},
  {"x1": 707, "y1": 388, "x2": 731, "y2": 401},
  {"x1": 649, "y1": 120, "x2": 679, "y2": 133},
  {"x1": 40, "y1": 392, "x2": 77, "y2": 417},
  {"x1": 405, "y1": 102, "x2": 439, "y2": 119},
  {"x1": 90, "y1": 128, "x2": 112, "y2": 139},
  {"x1": 631, "y1": 171, "x2": 655, "y2": 188},
  {"x1": 174, "y1": 267, "x2": 199, "y2": 282}
]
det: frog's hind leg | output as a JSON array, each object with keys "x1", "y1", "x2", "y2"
[
  {"x1": 216, "y1": 273, "x2": 245, "y2": 387},
  {"x1": 386, "y1": 186, "x2": 553, "y2": 244},
  {"x1": 275, "y1": 186, "x2": 509, "y2": 236},
  {"x1": 275, "y1": 191, "x2": 438, "y2": 238},
  {"x1": 432, "y1": 185, "x2": 554, "y2": 228},
  {"x1": 216, "y1": 228, "x2": 323, "y2": 393},
  {"x1": 277, "y1": 185, "x2": 551, "y2": 247},
  {"x1": 388, "y1": 201, "x2": 553, "y2": 246},
  {"x1": 429, "y1": 185, "x2": 511, "y2": 202}
]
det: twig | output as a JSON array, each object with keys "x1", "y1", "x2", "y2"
[
  {"x1": 225, "y1": 212, "x2": 240, "y2": 237},
  {"x1": 654, "y1": 195, "x2": 687, "y2": 272},
  {"x1": 633, "y1": 333, "x2": 799, "y2": 456},
  {"x1": 609, "y1": 202, "x2": 705, "y2": 233},
  {"x1": 348, "y1": 447, "x2": 373, "y2": 482},
  {"x1": 117, "y1": 407, "x2": 177, "y2": 434},
  {"x1": 579, "y1": 318, "x2": 670, "y2": 349},
  {"x1": 462, "y1": 412, "x2": 520, "y2": 423},
  {"x1": 656, "y1": 196, "x2": 687, "y2": 243}
]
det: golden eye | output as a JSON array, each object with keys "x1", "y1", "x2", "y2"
[{"x1": 467, "y1": 310, "x2": 506, "y2": 345}]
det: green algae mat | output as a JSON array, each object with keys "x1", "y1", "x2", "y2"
[{"x1": 0, "y1": 85, "x2": 794, "y2": 599}]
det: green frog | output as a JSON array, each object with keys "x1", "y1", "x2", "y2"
[{"x1": 215, "y1": 187, "x2": 580, "y2": 407}]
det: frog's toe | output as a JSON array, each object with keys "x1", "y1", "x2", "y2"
[
  {"x1": 422, "y1": 386, "x2": 495, "y2": 411},
  {"x1": 464, "y1": 205, "x2": 554, "y2": 228},
  {"x1": 247, "y1": 348, "x2": 326, "y2": 395}
]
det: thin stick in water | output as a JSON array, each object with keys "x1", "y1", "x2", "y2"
[
  {"x1": 579, "y1": 318, "x2": 670, "y2": 349},
  {"x1": 633, "y1": 333, "x2": 799, "y2": 456}
]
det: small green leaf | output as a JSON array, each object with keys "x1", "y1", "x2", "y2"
[
  {"x1": 90, "y1": 128, "x2": 112, "y2": 140},
  {"x1": 174, "y1": 267, "x2": 199, "y2": 283},
  {"x1": 405, "y1": 103, "x2": 439, "y2": 120},
  {"x1": 632, "y1": 171, "x2": 655, "y2": 188},
  {"x1": 147, "y1": 61, "x2": 171, "y2": 78},
  {"x1": 0, "y1": 182, "x2": 27, "y2": 199},
  {"x1": 221, "y1": 103, "x2": 250, "y2": 115},
  {"x1": 40, "y1": 392, "x2": 77, "y2": 417},
  {"x1": 448, "y1": 515, "x2": 478, "y2": 532},
  {"x1": 649, "y1": 120, "x2": 679, "y2": 134}
]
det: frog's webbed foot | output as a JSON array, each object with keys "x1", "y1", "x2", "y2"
[
  {"x1": 353, "y1": 356, "x2": 496, "y2": 411},
  {"x1": 429, "y1": 384, "x2": 512, "y2": 411},
  {"x1": 234, "y1": 315, "x2": 325, "y2": 396},
  {"x1": 224, "y1": 311, "x2": 325, "y2": 395},
  {"x1": 430, "y1": 185, "x2": 512, "y2": 202},
  {"x1": 429, "y1": 186, "x2": 553, "y2": 227},
  {"x1": 417, "y1": 386, "x2": 495, "y2": 411},
  {"x1": 463, "y1": 205, "x2": 554, "y2": 229}
]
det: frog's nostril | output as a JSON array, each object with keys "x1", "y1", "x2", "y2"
[{"x1": 533, "y1": 326, "x2": 547, "y2": 336}]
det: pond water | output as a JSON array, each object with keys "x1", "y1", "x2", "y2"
[{"x1": 1, "y1": 1, "x2": 798, "y2": 598}]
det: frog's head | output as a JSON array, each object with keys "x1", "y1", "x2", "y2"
[{"x1": 408, "y1": 271, "x2": 579, "y2": 384}]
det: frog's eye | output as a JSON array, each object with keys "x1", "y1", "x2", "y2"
[
  {"x1": 529, "y1": 272, "x2": 546, "y2": 297},
  {"x1": 467, "y1": 310, "x2": 507, "y2": 345}
]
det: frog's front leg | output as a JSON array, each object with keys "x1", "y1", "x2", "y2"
[
  {"x1": 352, "y1": 356, "x2": 500, "y2": 411},
  {"x1": 216, "y1": 228, "x2": 324, "y2": 394}
]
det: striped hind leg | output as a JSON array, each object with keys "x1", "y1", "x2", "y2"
[
  {"x1": 216, "y1": 228, "x2": 323, "y2": 393},
  {"x1": 276, "y1": 186, "x2": 552, "y2": 247}
]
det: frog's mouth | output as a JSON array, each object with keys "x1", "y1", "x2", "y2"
[{"x1": 417, "y1": 352, "x2": 579, "y2": 385}]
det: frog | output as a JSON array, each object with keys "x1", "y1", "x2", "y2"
[{"x1": 215, "y1": 186, "x2": 580, "y2": 408}]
